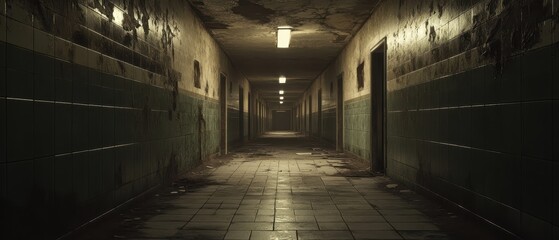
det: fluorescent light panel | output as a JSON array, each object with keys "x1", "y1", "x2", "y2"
[
  {"x1": 279, "y1": 76, "x2": 286, "y2": 84},
  {"x1": 279, "y1": 90, "x2": 284, "y2": 95},
  {"x1": 280, "y1": 101, "x2": 284, "y2": 104},
  {"x1": 279, "y1": 96, "x2": 284, "y2": 100},
  {"x1": 277, "y1": 27, "x2": 291, "y2": 48}
]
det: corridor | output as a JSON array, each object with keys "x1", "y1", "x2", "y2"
[
  {"x1": 1, "y1": 0, "x2": 558, "y2": 239},
  {"x1": 75, "y1": 132, "x2": 511, "y2": 240}
]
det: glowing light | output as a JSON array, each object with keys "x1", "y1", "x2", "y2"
[
  {"x1": 280, "y1": 101, "x2": 284, "y2": 104},
  {"x1": 279, "y1": 76, "x2": 286, "y2": 84},
  {"x1": 277, "y1": 27, "x2": 291, "y2": 48},
  {"x1": 279, "y1": 90, "x2": 284, "y2": 95},
  {"x1": 279, "y1": 96, "x2": 284, "y2": 100}
]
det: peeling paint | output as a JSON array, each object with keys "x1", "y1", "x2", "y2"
[{"x1": 89, "y1": 0, "x2": 115, "y2": 22}]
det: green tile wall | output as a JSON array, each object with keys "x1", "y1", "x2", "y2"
[
  {"x1": 344, "y1": 95, "x2": 371, "y2": 161},
  {"x1": 1, "y1": 43, "x2": 221, "y2": 239},
  {"x1": 387, "y1": 44, "x2": 559, "y2": 239}
]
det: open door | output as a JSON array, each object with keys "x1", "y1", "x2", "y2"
[
  {"x1": 371, "y1": 39, "x2": 387, "y2": 173},
  {"x1": 220, "y1": 74, "x2": 227, "y2": 155}
]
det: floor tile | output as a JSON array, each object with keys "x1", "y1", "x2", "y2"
[
  {"x1": 275, "y1": 222, "x2": 319, "y2": 230},
  {"x1": 250, "y1": 230, "x2": 296, "y2": 240},
  {"x1": 318, "y1": 222, "x2": 349, "y2": 230},
  {"x1": 224, "y1": 230, "x2": 251, "y2": 239},
  {"x1": 74, "y1": 132, "x2": 521, "y2": 240},
  {"x1": 347, "y1": 222, "x2": 393, "y2": 231},
  {"x1": 229, "y1": 222, "x2": 273, "y2": 231},
  {"x1": 297, "y1": 230, "x2": 354, "y2": 240},
  {"x1": 351, "y1": 230, "x2": 403, "y2": 240}
]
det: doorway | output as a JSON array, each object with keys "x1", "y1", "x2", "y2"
[
  {"x1": 370, "y1": 39, "x2": 387, "y2": 173},
  {"x1": 220, "y1": 74, "x2": 227, "y2": 155},
  {"x1": 239, "y1": 86, "x2": 244, "y2": 142},
  {"x1": 248, "y1": 92, "x2": 252, "y2": 139},
  {"x1": 337, "y1": 74, "x2": 344, "y2": 152},
  {"x1": 303, "y1": 100, "x2": 307, "y2": 133},
  {"x1": 308, "y1": 95, "x2": 312, "y2": 135},
  {"x1": 317, "y1": 89, "x2": 322, "y2": 137}
]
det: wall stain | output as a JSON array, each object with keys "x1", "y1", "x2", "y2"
[
  {"x1": 32, "y1": 0, "x2": 53, "y2": 32},
  {"x1": 190, "y1": 1, "x2": 231, "y2": 29},
  {"x1": 166, "y1": 69, "x2": 181, "y2": 112},
  {"x1": 72, "y1": 28, "x2": 90, "y2": 47},
  {"x1": 121, "y1": 0, "x2": 140, "y2": 48},
  {"x1": 428, "y1": 26, "x2": 437, "y2": 42},
  {"x1": 198, "y1": 104, "x2": 207, "y2": 161},
  {"x1": 161, "y1": 9, "x2": 178, "y2": 59},
  {"x1": 122, "y1": 33, "x2": 133, "y2": 46},
  {"x1": 486, "y1": 0, "x2": 498, "y2": 16},
  {"x1": 89, "y1": 0, "x2": 115, "y2": 21},
  {"x1": 138, "y1": 0, "x2": 151, "y2": 37},
  {"x1": 481, "y1": 18, "x2": 502, "y2": 71},
  {"x1": 232, "y1": 0, "x2": 275, "y2": 24},
  {"x1": 437, "y1": 0, "x2": 444, "y2": 18}
]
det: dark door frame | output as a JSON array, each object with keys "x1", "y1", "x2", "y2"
[
  {"x1": 248, "y1": 92, "x2": 252, "y2": 139},
  {"x1": 304, "y1": 99, "x2": 307, "y2": 134},
  {"x1": 337, "y1": 73, "x2": 344, "y2": 152},
  {"x1": 308, "y1": 94, "x2": 312, "y2": 136},
  {"x1": 239, "y1": 86, "x2": 244, "y2": 142},
  {"x1": 317, "y1": 89, "x2": 322, "y2": 137},
  {"x1": 219, "y1": 73, "x2": 227, "y2": 155},
  {"x1": 370, "y1": 38, "x2": 387, "y2": 173}
]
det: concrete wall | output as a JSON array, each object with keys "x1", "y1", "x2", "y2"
[
  {"x1": 299, "y1": 0, "x2": 559, "y2": 239},
  {"x1": 0, "y1": 0, "x2": 250, "y2": 238}
]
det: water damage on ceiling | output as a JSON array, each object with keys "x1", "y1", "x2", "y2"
[{"x1": 188, "y1": 0, "x2": 380, "y2": 106}]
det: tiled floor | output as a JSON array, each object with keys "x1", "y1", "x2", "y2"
[{"x1": 77, "y1": 132, "x2": 516, "y2": 240}]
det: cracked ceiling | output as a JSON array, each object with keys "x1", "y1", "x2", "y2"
[{"x1": 188, "y1": 0, "x2": 380, "y2": 106}]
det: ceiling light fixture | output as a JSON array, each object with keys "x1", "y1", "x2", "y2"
[
  {"x1": 279, "y1": 90, "x2": 284, "y2": 95},
  {"x1": 280, "y1": 101, "x2": 284, "y2": 104},
  {"x1": 280, "y1": 96, "x2": 284, "y2": 100},
  {"x1": 279, "y1": 76, "x2": 286, "y2": 84},
  {"x1": 277, "y1": 26, "x2": 291, "y2": 48}
]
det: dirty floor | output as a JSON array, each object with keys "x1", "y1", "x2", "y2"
[{"x1": 76, "y1": 132, "x2": 516, "y2": 240}]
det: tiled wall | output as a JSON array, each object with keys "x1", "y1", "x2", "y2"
[
  {"x1": 1, "y1": 43, "x2": 223, "y2": 238},
  {"x1": 0, "y1": 0, "x2": 249, "y2": 238},
  {"x1": 343, "y1": 95, "x2": 371, "y2": 161},
  {"x1": 388, "y1": 43, "x2": 559, "y2": 239},
  {"x1": 300, "y1": 0, "x2": 559, "y2": 238}
]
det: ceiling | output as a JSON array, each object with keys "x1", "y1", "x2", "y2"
[{"x1": 188, "y1": 0, "x2": 380, "y2": 107}]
